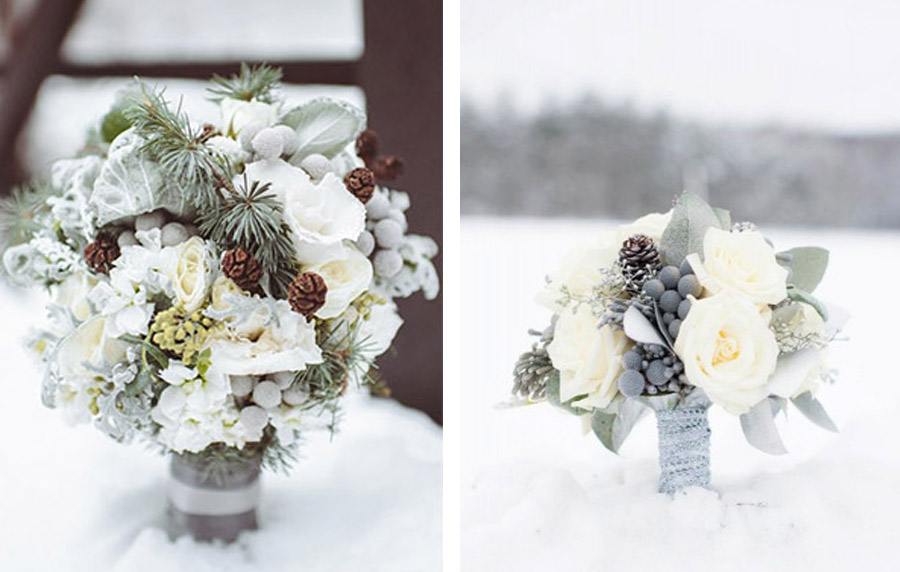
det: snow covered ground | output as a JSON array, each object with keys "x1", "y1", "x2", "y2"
[
  {"x1": 0, "y1": 290, "x2": 441, "y2": 571},
  {"x1": 462, "y1": 216, "x2": 900, "y2": 572}
]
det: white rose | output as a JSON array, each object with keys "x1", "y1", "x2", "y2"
[
  {"x1": 220, "y1": 98, "x2": 278, "y2": 135},
  {"x1": 243, "y1": 159, "x2": 365, "y2": 250},
  {"x1": 57, "y1": 316, "x2": 129, "y2": 380},
  {"x1": 536, "y1": 239, "x2": 618, "y2": 311},
  {"x1": 172, "y1": 237, "x2": 213, "y2": 312},
  {"x1": 303, "y1": 243, "x2": 373, "y2": 319},
  {"x1": 547, "y1": 305, "x2": 630, "y2": 410},
  {"x1": 674, "y1": 292, "x2": 780, "y2": 414},
  {"x1": 616, "y1": 210, "x2": 672, "y2": 243},
  {"x1": 52, "y1": 271, "x2": 97, "y2": 322},
  {"x1": 687, "y1": 228, "x2": 788, "y2": 306},
  {"x1": 208, "y1": 299, "x2": 323, "y2": 376}
]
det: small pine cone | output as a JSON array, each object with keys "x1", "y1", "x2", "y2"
[
  {"x1": 344, "y1": 167, "x2": 376, "y2": 203},
  {"x1": 84, "y1": 234, "x2": 120, "y2": 274},
  {"x1": 198, "y1": 123, "x2": 219, "y2": 143},
  {"x1": 288, "y1": 272, "x2": 328, "y2": 318},
  {"x1": 222, "y1": 247, "x2": 263, "y2": 290},
  {"x1": 372, "y1": 155, "x2": 403, "y2": 181},
  {"x1": 356, "y1": 129, "x2": 379, "y2": 161},
  {"x1": 619, "y1": 234, "x2": 661, "y2": 294}
]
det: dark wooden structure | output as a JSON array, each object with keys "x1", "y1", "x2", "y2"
[{"x1": 0, "y1": 0, "x2": 443, "y2": 422}]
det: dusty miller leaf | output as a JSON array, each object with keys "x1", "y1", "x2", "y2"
[{"x1": 740, "y1": 398, "x2": 788, "y2": 455}]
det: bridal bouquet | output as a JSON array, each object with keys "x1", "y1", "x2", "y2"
[
  {"x1": 513, "y1": 193, "x2": 844, "y2": 494},
  {"x1": 0, "y1": 65, "x2": 438, "y2": 538}
]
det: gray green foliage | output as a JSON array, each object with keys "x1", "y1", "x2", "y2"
[
  {"x1": 786, "y1": 286, "x2": 829, "y2": 321},
  {"x1": 739, "y1": 397, "x2": 788, "y2": 455},
  {"x1": 282, "y1": 98, "x2": 366, "y2": 160},
  {"x1": 0, "y1": 182, "x2": 53, "y2": 253},
  {"x1": 658, "y1": 192, "x2": 725, "y2": 265},
  {"x1": 208, "y1": 63, "x2": 283, "y2": 104},
  {"x1": 590, "y1": 399, "x2": 646, "y2": 454},
  {"x1": 791, "y1": 392, "x2": 838, "y2": 432},
  {"x1": 779, "y1": 246, "x2": 829, "y2": 293}
]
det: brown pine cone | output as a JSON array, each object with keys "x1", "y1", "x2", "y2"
[
  {"x1": 371, "y1": 156, "x2": 404, "y2": 182},
  {"x1": 344, "y1": 167, "x2": 376, "y2": 203},
  {"x1": 619, "y1": 234, "x2": 661, "y2": 294},
  {"x1": 355, "y1": 129, "x2": 379, "y2": 162},
  {"x1": 288, "y1": 272, "x2": 328, "y2": 318},
  {"x1": 84, "y1": 234, "x2": 120, "y2": 274},
  {"x1": 222, "y1": 247, "x2": 263, "y2": 291}
]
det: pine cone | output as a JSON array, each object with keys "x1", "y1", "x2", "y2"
[
  {"x1": 619, "y1": 234, "x2": 661, "y2": 294},
  {"x1": 288, "y1": 272, "x2": 328, "y2": 318},
  {"x1": 222, "y1": 247, "x2": 263, "y2": 291},
  {"x1": 356, "y1": 129, "x2": 379, "y2": 161},
  {"x1": 344, "y1": 167, "x2": 376, "y2": 203},
  {"x1": 84, "y1": 234, "x2": 120, "y2": 274},
  {"x1": 371, "y1": 156, "x2": 403, "y2": 181}
]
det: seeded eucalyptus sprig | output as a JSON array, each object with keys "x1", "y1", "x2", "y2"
[
  {"x1": 197, "y1": 175, "x2": 297, "y2": 297},
  {"x1": 125, "y1": 83, "x2": 229, "y2": 211},
  {"x1": 207, "y1": 63, "x2": 283, "y2": 104}
]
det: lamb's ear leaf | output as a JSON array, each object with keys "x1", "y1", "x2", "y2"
[
  {"x1": 791, "y1": 392, "x2": 838, "y2": 432},
  {"x1": 787, "y1": 287, "x2": 829, "y2": 321},
  {"x1": 611, "y1": 398, "x2": 647, "y2": 451},
  {"x1": 779, "y1": 247, "x2": 829, "y2": 293},
  {"x1": 546, "y1": 372, "x2": 587, "y2": 416},
  {"x1": 658, "y1": 193, "x2": 722, "y2": 266},
  {"x1": 623, "y1": 305, "x2": 666, "y2": 347},
  {"x1": 591, "y1": 409, "x2": 618, "y2": 453},
  {"x1": 740, "y1": 398, "x2": 788, "y2": 455}
]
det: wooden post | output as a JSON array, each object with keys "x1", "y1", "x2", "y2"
[
  {"x1": 360, "y1": 0, "x2": 443, "y2": 422},
  {"x1": 0, "y1": 0, "x2": 85, "y2": 192}
]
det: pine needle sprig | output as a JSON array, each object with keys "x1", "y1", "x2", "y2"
[
  {"x1": 291, "y1": 322, "x2": 379, "y2": 432},
  {"x1": 125, "y1": 83, "x2": 229, "y2": 211},
  {"x1": 207, "y1": 63, "x2": 283, "y2": 104},
  {"x1": 197, "y1": 174, "x2": 297, "y2": 297},
  {"x1": 0, "y1": 182, "x2": 53, "y2": 252}
]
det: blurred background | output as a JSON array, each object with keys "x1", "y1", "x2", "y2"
[
  {"x1": 0, "y1": 0, "x2": 442, "y2": 422},
  {"x1": 461, "y1": 2, "x2": 900, "y2": 570},
  {"x1": 462, "y1": 0, "x2": 900, "y2": 226}
]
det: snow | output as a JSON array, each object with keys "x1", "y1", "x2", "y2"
[
  {"x1": 0, "y1": 290, "x2": 440, "y2": 571},
  {"x1": 462, "y1": 216, "x2": 900, "y2": 572}
]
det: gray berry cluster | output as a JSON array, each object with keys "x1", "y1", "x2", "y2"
[
  {"x1": 640, "y1": 259, "x2": 700, "y2": 340},
  {"x1": 617, "y1": 343, "x2": 689, "y2": 398},
  {"x1": 356, "y1": 187, "x2": 411, "y2": 279}
]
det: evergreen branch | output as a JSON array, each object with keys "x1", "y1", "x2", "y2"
[
  {"x1": 197, "y1": 174, "x2": 297, "y2": 297},
  {"x1": 0, "y1": 182, "x2": 53, "y2": 252},
  {"x1": 125, "y1": 83, "x2": 230, "y2": 211},
  {"x1": 207, "y1": 63, "x2": 283, "y2": 104}
]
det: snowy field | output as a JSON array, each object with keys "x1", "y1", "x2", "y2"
[
  {"x1": 462, "y1": 216, "x2": 900, "y2": 572},
  {"x1": 0, "y1": 288, "x2": 441, "y2": 571}
]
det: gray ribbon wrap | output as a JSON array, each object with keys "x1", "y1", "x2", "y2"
[
  {"x1": 655, "y1": 406, "x2": 711, "y2": 495},
  {"x1": 167, "y1": 453, "x2": 262, "y2": 542}
]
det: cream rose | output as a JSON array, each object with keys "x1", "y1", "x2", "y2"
[
  {"x1": 172, "y1": 237, "x2": 213, "y2": 312},
  {"x1": 674, "y1": 292, "x2": 779, "y2": 414},
  {"x1": 547, "y1": 305, "x2": 630, "y2": 410},
  {"x1": 687, "y1": 228, "x2": 788, "y2": 305},
  {"x1": 242, "y1": 159, "x2": 365, "y2": 251},
  {"x1": 57, "y1": 316, "x2": 129, "y2": 380},
  {"x1": 616, "y1": 210, "x2": 672, "y2": 243},
  {"x1": 221, "y1": 98, "x2": 278, "y2": 135},
  {"x1": 536, "y1": 240, "x2": 618, "y2": 311},
  {"x1": 303, "y1": 243, "x2": 373, "y2": 319},
  {"x1": 52, "y1": 271, "x2": 97, "y2": 322}
]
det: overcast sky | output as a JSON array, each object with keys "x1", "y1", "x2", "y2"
[{"x1": 462, "y1": 0, "x2": 900, "y2": 133}]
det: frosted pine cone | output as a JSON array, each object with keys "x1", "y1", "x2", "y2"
[
  {"x1": 222, "y1": 247, "x2": 263, "y2": 291},
  {"x1": 344, "y1": 167, "x2": 376, "y2": 203},
  {"x1": 84, "y1": 234, "x2": 120, "y2": 274},
  {"x1": 619, "y1": 234, "x2": 661, "y2": 294},
  {"x1": 288, "y1": 272, "x2": 328, "y2": 318}
]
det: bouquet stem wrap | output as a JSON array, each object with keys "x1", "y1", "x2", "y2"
[
  {"x1": 167, "y1": 453, "x2": 262, "y2": 542},
  {"x1": 655, "y1": 406, "x2": 711, "y2": 495}
]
